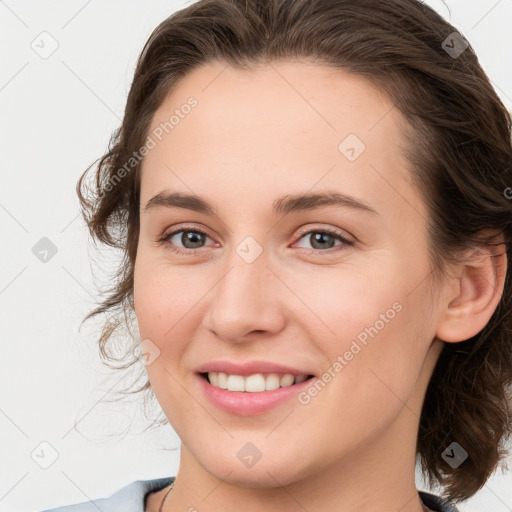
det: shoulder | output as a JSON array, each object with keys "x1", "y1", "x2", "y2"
[
  {"x1": 419, "y1": 490, "x2": 461, "y2": 512},
  {"x1": 38, "y1": 476, "x2": 175, "y2": 512}
]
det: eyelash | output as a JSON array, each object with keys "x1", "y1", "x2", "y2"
[{"x1": 157, "y1": 225, "x2": 354, "y2": 256}]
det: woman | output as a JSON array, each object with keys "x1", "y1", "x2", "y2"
[{"x1": 41, "y1": 0, "x2": 512, "y2": 511}]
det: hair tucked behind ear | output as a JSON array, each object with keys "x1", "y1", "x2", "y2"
[{"x1": 77, "y1": 0, "x2": 512, "y2": 503}]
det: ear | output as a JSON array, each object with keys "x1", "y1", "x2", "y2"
[{"x1": 435, "y1": 233, "x2": 508, "y2": 343}]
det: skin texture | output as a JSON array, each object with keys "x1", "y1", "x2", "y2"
[{"x1": 134, "y1": 60, "x2": 506, "y2": 512}]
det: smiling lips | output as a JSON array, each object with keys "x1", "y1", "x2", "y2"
[{"x1": 196, "y1": 360, "x2": 316, "y2": 415}]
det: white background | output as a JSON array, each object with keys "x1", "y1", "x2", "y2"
[{"x1": 1, "y1": 1, "x2": 511, "y2": 511}]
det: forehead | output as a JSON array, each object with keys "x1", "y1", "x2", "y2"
[
  {"x1": 146, "y1": 60, "x2": 402, "y2": 154},
  {"x1": 141, "y1": 60, "x2": 426, "y2": 224}
]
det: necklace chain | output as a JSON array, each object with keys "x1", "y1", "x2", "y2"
[
  {"x1": 158, "y1": 482, "x2": 175, "y2": 512},
  {"x1": 158, "y1": 482, "x2": 434, "y2": 512}
]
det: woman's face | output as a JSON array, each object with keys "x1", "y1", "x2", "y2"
[{"x1": 134, "y1": 60, "x2": 445, "y2": 487}]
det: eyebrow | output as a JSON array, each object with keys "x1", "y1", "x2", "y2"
[{"x1": 143, "y1": 190, "x2": 378, "y2": 216}]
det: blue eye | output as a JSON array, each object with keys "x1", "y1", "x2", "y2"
[
  {"x1": 159, "y1": 227, "x2": 213, "y2": 255},
  {"x1": 294, "y1": 228, "x2": 353, "y2": 253}
]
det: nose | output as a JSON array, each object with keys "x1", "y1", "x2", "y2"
[{"x1": 202, "y1": 250, "x2": 287, "y2": 344}]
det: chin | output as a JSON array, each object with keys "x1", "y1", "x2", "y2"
[{"x1": 192, "y1": 443, "x2": 314, "y2": 489}]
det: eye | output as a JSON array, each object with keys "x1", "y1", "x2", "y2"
[
  {"x1": 293, "y1": 227, "x2": 354, "y2": 253},
  {"x1": 158, "y1": 226, "x2": 216, "y2": 255}
]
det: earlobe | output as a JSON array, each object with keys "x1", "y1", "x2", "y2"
[{"x1": 435, "y1": 236, "x2": 507, "y2": 343}]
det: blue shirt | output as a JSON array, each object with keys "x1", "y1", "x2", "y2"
[{"x1": 39, "y1": 477, "x2": 460, "y2": 512}]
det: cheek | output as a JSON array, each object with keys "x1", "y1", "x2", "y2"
[
  {"x1": 133, "y1": 254, "x2": 224, "y2": 382},
  {"x1": 134, "y1": 253, "x2": 200, "y2": 332},
  {"x1": 133, "y1": 257, "x2": 189, "y2": 362},
  {"x1": 289, "y1": 260, "x2": 406, "y2": 347},
  {"x1": 133, "y1": 259, "x2": 201, "y2": 415},
  {"x1": 299, "y1": 258, "x2": 434, "y2": 402},
  {"x1": 295, "y1": 294, "x2": 432, "y2": 462}
]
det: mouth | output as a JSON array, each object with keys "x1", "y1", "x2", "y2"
[
  {"x1": 196, "y1": 368, "x2": 317, "y2": 416},
  {"x1": 200, "y1": 371, "x2": 315, "y2": 392}
]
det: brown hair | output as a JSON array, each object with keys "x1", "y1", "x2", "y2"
[{"x1": 78, "y1": 0, "x2": 512, "y2": 504}]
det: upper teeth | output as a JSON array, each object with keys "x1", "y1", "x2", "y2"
[{"x1": 208, "y1": 372, "x2": 308, "y2": 392}]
